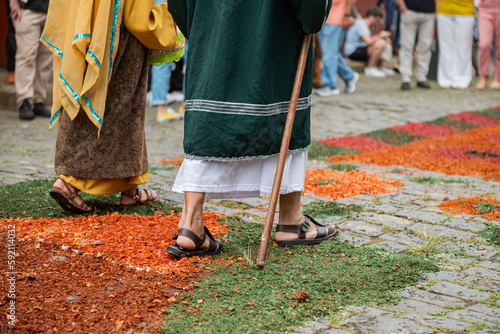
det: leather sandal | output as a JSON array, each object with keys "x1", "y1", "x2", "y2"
[
  {"x1": 275, "y1": 215, "x2": 338, "y2": 247},
  {"x1": 49, "y1": 178, "x2": 92, "y2": 213},
  {"x1": 115, "y1": 186, "x2": 159, "y2": 207},
  {"x1": 166, "y1": 226, "x2": 224, "y2": 257}
]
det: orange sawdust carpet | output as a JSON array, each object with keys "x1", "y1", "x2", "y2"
[
  {"x1": 304, "y1": 169, "x2": 404, "y2": 199},
  {"x1": 439, "y1": 197, "x2": 500, "y2": 221},
  {"x1": 0, "y1": 212, "x2": 228, "y2": 333},
  {"x1": 327, "y1": 123, "x2": 500, "y2": 181}
]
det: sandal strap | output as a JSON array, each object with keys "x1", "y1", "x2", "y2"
[
  {"x1": 121, "y1": 186, "x2": 141, "y2": 201},
  {"x1": 276, "y1": 215, "x2": 332, "y2": 240},
  {"x1": 203, "y1": 226, "x2": 221, "y2": 253},
  {"x1": 176, "y1": 228, "x2": 205, "y2": 249}
]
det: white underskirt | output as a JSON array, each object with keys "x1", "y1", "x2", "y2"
[{"x1": 171, "y1": 151, "x2": 308, "y2": 199}]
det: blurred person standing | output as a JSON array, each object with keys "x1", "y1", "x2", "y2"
[
  {"x1": 396, "y1": 0, "x2": 436, "y2": 90},
  {"x1": 9, "y1": 0, "x2": 52, "y2": 120},
  {"x1": 475, "y1": 0, "x2": 500, "y2": 90},
  {"x1": 316, "y1": 0, "x2": 360, "y2": 96},
  {"x1": 437, "y1": 0, "x2": 475, "y2": 89}
]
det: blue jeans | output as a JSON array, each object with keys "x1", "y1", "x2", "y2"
[
  {"x1": 385, "y1": 0, "x2": 401, "y2": 47},
  {"x1": 151, "y1": 63, "x2": 173, "y2": 106},
  {"x1": 318, "y1": 24, "x2": 354, "y2": 89}
]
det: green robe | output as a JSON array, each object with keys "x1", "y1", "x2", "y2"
[{"x1": 169, "y1": 0, "x2": 332, "y2": 161}]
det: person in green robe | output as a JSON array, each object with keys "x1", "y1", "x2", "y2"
[{"x1": 166, "y1": 0, "x2": 338, "y2": 257}]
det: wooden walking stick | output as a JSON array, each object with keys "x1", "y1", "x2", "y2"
[{"x1": 257, "y1": 34, "x2": 312, "y2": 268}]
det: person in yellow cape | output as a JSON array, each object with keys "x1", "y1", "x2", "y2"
[{"x1": 41, "y1": 0, "x2": 184, "y2": 213}]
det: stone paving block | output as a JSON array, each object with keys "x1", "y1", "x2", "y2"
[
  {"x1": 432, "y1": 255, "x2": 476, "y2": 267},
  {"x1": 204, "y1": 204, "x2": 241, "y2": 216},
  {"x1": 387, "y1": 299, "x2": 446, "y2": 314},
  {"x1": 478, "y1": 261, "x2": 500, "y2": 271},
  {"x1": 443, "y1": 219, "x2": 486, "y2": 232},
  {"x1": 400, "y1": 314, "x2": 472, "y2": 331},
  {"x1": 408, "y1": 223, "x2": 476, "y2": 241},
  {"x1": 369, "y1": 241, "x2": 408, "y2": 253},
  {"x1": 462, "y1": 275, "x2": 500, "y2": 292},
  {"x1": 394, "y1": 210, "x2": 448, "y2": 224},
  {"x1": 344, "y1": 315, "x2": 432, "y2": 334},
  {"x1": 337, "y1": 221, "x2": 385, "y2": 237},
  {"x1": 390, "y1": 194, "x2": 420, "y2": 203},
  {"x1": 293, "y1": 321, "x2": 331, "y2": 333},
  {"x1": 436, "y1": 241, "x2": 500, "y2": 259},
  {"x1": 362, "y1": 213, "x2": 414, "y2": 230},
  {"x1": 354, "y1": 194, "x2": 376, "y2": 201},
  {"x1": 398, "y1": 287, "x2": 467, "y2": 308},
  {"x1": 232, "y1": 197, "x2": 269, "y2": 207},
  {"x1": 379, "y1": 232, "x2": 426, "y2": 246},
  {"x1": 364, "y1": 203, "x2": 399, "y2": 214},
  {"x1": 160, "y1": 192, "x2": 185, "y2": 203},
  {"x1": 337, "y1": 231, "x2": 371, "y2": 246},
  {"x1": 463, "y1": 267, "x2": 500, "y2": 281},
  {"x1": 346, "y1": 306, "x2": 394, "y2": 317},
  {"x1": 428, "y1": 281, "x2": 492, "y2": 302},
  {"x1": 322, "y1": 329, "x2": 354, "y2": 334},
  {"x1": 447, "y1": 304, "x2": 500, "y2": 327},
  {"x1": 423, "y1": 271, "x2": 465, "y2": 282},
  {"x1": 242, "y1": 208, "x2": 268, "y2": 219},
  {"x1": 474, "y1": 330, "x2": 500, "y2": 334}
]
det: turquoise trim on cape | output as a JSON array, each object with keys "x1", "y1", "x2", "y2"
[
  {"x1": 108, "y1": 0, "x2": 120, "y2": 78},
  {"x1": 49, "y1": 108, "x2": 62, "y2": 126},
  {"x1": 73, "y1": 33, "x2": 91, "y2": 40},
  {"x1": 41, "y1": 35, "x2": 62, "y2": 57},
  {"x1": 82, "y1": 94, "x2": 103, "y2": 125},
  {"x1": 87, "y1": 50, "x2": 101, "y2": 69},
  {"x1": 59, "y1": 74, "x2": 80, "y2": 104}
]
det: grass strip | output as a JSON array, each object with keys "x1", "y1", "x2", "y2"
[
  {"x1": 474, "y1": 109, "x2": 500, "y2": 121},
  {"x1": 410, "y1": 176, "x2": 471, "y2": 185},
  {"x1": 480, "y1": 225, "x2": 500, "y2": 247},
  {"x1": 366, "y1": 129, "x2": 421, "y2": 146},
  {"x1": 161, "y1": 217, "x2": 438, "y2": 334},
  {"x1": 309, "y1": 142, "x2": 358, "y2": 161},
  {"x1": 328, "y1": 162, "x2": 358, "y2": 172},
  {"x1": 302, "y1": 200, "x2": 362, "y2": 218},
  {"x1": 427, "y1": 117, "x2": 479, "y2": 131},
  {"x1": 0, "y1": 178, "x2": 180, "y2": 219}
]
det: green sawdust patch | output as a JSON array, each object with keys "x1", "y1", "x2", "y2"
[
  {"x1": 474, "y1": 109, "x2": 500, "y2": 121},
  {"x1": 366, "y1": 129, "x2": 421, "y2": 146},
  {"x1": 329, "y1": 162, "x2": 358, "y2": 172},
  {"x1": 302, "y1": 200, "x2": 363, "y2": 218},
  {"x1": 162, "y1": 216, "x2": 438, "y2": 334},
  {"x1": 309, "y1": 142, "x2": 358, "y2": 161},
  {"x1": 476, "y1": 201, "x2": 500, "y2": 215},
  {"x1": 0, "y1": 178, "x2": 180, "y2": 219},
  {"x1": 427, "y1": 117, "x2": 479, "y2": 131},
  {"x1": 410, "y1": 176, "x2": 471, "y2": 185}
]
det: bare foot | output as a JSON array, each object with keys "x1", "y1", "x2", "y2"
[
  {"x1": 476, "y1": 77, "x2": 487, "y2": 90},
  {"x1": 490, "y1": 80, "x2": 500, "y2": 90}
]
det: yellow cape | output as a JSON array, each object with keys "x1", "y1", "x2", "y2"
[{"x1": 41, "y1": 0, "x2": 180, "y2": 134}]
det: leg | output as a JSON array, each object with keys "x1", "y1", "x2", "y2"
[
  {"x1": 33, "y1": 14, "x2": 53, "y2": 105},
  {"x1": 5, "y1": 0, "x2": 16, "y2": 82},
  {"x1": 399, "y1": 10, "x2": 418, "y2": 83},
  {"x1": 453, "y1": 15, "x2": 475, "y2": 88},
  {"x1": 490, "y1": 9, "x2": 500, "y2": 89},
  {"x1": 437, "y1": 14, "x2": 455, "y2": 88},
  {"x1": 477, "y1": 7, "x2": 493, "y2": 88},
  {"x1": 367, "y1": 39, "x2": 387, "y2": 68},
  {"x1": 175, "y1": 192, "x2": 208, "y2": 250},
  {"x1": 318, "y1": 25, "x2": 338, "y2": 89},
  {"x1": 151, "y1": 63, "x2": 179, "y2": 121},
  {"x1": 275, "y1": 191, "x2": 337, "y2": 244},
  {"x1": 415, "y1": 13, "x2": 435, "y2": 83},
  {"x1": 12, "y1": 9, "x2": 39, "y2": 107},
  {"x1": 50, "y1": 177, "x2": 92, "y2": 213}
]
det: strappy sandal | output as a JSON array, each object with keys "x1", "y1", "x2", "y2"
[
  {"x1": 165, "y1": 226, "x2": 224, "y2": 257},
  {"x1": 276, "y1": 215, "x2": 338, "y2": 247},
  {"x1": 49, "y1": 178, "x2": 92, "y2": 213},
  {"x1": 115, "y1": 186, "x2": 159, "y2": 207}
]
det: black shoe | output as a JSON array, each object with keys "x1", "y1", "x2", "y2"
[
  {"x1": 33, "y1": 103, "x2": 51, "y2": 117},
  {"x1": 19, "y1": 100, "x2": 35, "y2": 120},
  {"x1": 417, "y1": 81, "x2": 431, "y2": 89},
  {"x1": 401, "y1": 82, "x2": 411, "y2": 90}
]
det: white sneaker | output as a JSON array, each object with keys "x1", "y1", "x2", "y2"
[
  {"x1": 364, "y1": 67, "x2": 386, "y2": 78},
  {"x1": 315, "y1": 86, "x2": 340, "y2": 96},
  {"x1": 167, "y1": 91, "x2": 184, "y2": 104},
  {"x1": 345, "y1": 72, "x2": 359, "y2": 94},
  {"x1": 378, "y1": 67, "x2": 395, "y2": 76}
]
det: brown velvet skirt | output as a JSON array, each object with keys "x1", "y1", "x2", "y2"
[{"x1": 54, "y1": 27, "x2": 150, "y2": 179}]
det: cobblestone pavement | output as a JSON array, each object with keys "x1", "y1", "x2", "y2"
[{"x1": 1, "y1": 71, "x2": 500, "y2": 333}]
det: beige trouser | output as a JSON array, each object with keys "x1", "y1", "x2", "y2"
[{"x1": 12, "y1": 9, "x2": 53, "y2": 107}]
